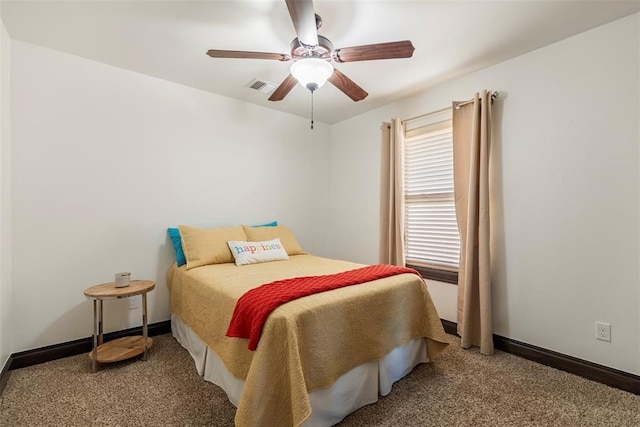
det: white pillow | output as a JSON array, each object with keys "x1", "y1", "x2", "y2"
[{"x1": 227, "y1": 238, "x2": 290, "y2": 266}]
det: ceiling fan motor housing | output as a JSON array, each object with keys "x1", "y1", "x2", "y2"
[{"x1": 291, "y1": 35, "x2": 334, "y2": 60}]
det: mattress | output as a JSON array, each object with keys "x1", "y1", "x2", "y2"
[{"x1": 167, "y1": 254, "x2": 449, "y2": 426}]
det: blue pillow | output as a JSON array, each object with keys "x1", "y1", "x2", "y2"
[
  {"x1": 168, "y1": 221, "x2": 278, "y2": 267},
  {"x1": 168, "y1": 228, "x2": 187, "y2": 267}
]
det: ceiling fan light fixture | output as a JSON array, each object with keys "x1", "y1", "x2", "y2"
[{"x1": 290, "y1": 58, "x2": 334, "y2": 91}]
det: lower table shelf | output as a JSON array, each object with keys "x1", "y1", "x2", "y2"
[{"x1": 89, "y1": 336, "x2": 153, "y2": 363}]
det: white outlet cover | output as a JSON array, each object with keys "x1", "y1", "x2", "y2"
[
  {"x1": 129, "y1": 296, "x2": 139, "y2": 310},
  {"x1": 595, "y1": 322, "x2": 611, "y2": 342}
]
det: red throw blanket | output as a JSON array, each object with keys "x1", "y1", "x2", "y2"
[{"x1": 226, "y1": 264, "x2": 421, "y2": 350}]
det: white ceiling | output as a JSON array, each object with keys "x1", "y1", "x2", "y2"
[{"x1": 2, "y1": 0, "x2": 639, "y2": 124}]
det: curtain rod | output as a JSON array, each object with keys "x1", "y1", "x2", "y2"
[
  {"x1": 385, "y1": 91, "x2": 500, "y2": 129},
  {"x1": 402, "y1": 106, "x2": 451, "y2": 124},
  {"x1": 401, "y1": 91, "x2": 499, "y2": 123},
  {"x1": 455, "y1": 91, "x2": 499, "y2": 110}
]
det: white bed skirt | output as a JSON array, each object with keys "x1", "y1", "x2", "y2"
[{"x1": 171, "y1": 315, "x2": 428, "y2": 427}]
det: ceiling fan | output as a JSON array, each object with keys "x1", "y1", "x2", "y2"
[{"x1": 206, "y1": 0, "x2": 415, "y2": 103}]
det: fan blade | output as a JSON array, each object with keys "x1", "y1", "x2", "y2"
[
  {"x1": 268, "y1": 74, "x2": 298, "y2": 101},
  {"x1": 333, "y1": 40, "x2": 415, "y2": 63},
  {"x1": 328, "y1": 69, "x2": 368, "y2": 102},
  {"x1": 285, "y1": 0, "x2": 318, "y2": 47},
  {"x1": 206, "y1": 50, "x2": 290, "y2": 61}
]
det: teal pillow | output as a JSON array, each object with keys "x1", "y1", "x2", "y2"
[
  {"x1": 168, "y1": 228, "x2": 186, "y2": 267},
  {"x1": 167, "y1": 222, "x2": 277, "y2": 267},
  {"x1": 254, "y1": 221, "x2": 278, "y2": 227}
]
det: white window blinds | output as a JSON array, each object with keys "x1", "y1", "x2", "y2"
[{"x1": 404, "y1": 119, "x2": 460, "y2": 269}]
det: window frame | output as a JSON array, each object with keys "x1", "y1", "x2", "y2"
[{"x1": 407, "y1": 263, "x2": 458, "y2": 285}]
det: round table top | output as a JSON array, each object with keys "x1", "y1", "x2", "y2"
[{"x1": 84, "y1": 280, "x2": 155, "y2": 299}]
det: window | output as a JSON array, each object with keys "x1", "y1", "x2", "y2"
[{"x1": 403, "y1": 114, "x2": 460, "y2": 284}]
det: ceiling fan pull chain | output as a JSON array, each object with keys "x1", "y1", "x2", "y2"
[{"x1": 310, "y1": 89, "x2": 314, "y2": 130}]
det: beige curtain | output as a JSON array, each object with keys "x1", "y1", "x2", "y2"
[
  {"x1": 452, "y1": 91, "x2": 494, "y2": 355},
  {"x1": 379, "y1": 118, "x2": 405, "y2": 266}
]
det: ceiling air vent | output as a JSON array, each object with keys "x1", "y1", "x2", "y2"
[{"x1": 245, "y1": 78, "x2": 277, "y2": 95}]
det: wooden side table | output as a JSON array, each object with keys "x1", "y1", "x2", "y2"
[{"x1": 84, "y1": 280, "x2": 155, "y2": 372}]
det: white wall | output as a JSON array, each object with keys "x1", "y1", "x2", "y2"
[
  {"x1": 329, "y1": 14, "x2": 640, "y2": 374},
  {"x1": 10, "y1": 41, "x2": 331, "y2": 352},
  {"x1": 0, "y1": 16, "x2": 12, "y2": 370}
]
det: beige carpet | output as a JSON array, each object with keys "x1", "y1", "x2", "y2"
[{"x1": 0, "y1": 333, "x2": 638, "y2": 426}]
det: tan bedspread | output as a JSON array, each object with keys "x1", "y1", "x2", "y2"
[{"x1": 167, "y1": 255, "x2": 449, "y2": 427}]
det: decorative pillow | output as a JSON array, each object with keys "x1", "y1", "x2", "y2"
[
  {"x1": 242, "y1": 224, "x2": 304, "y2": 256},
  {"x1": 227, "y1": 238, "x2": 289, "y2": 266},
  {"x1": 254, "y1": 221, "x2": 278, "y2": 227},
  {"x1": 168, "y1": 222, "x2": 277, "y2": 266},
  {"x1": 167, "y1": 228, "x2": 187, "y2": 267},
  {"x1": 179, "y1": 225, "x2": 248, "y2": 269}
]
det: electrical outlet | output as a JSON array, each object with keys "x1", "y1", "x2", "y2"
[
  {"x1": 595, "y1": 322, "x2": 611, "y2": 342},
  {"x1": 128, "y1": 296, "x2": 139, "y2": 310}
]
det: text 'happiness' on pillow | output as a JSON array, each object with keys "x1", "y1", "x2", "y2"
[{"x1": 227, "y1": 238, "x2": 289, "y2": 266}]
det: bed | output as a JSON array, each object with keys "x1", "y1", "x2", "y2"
[{"x1": 167, "y1": 224, "x2": 449, "y2": 427}]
